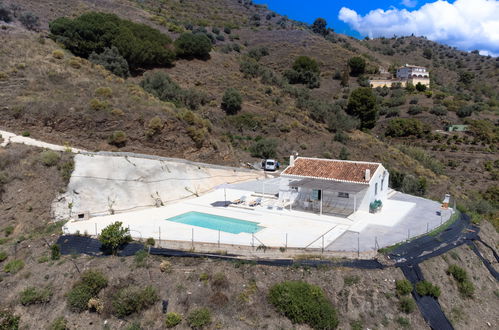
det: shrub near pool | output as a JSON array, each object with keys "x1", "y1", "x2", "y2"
[
  {"x1": 111, "y1": 285, "x2": 158, "y2": 317},
  {"x1": 268, "y1": 281, "x2": 339, "y2": 329},
  {"x1": 67, "y1": 270, "x2": 108, "y2": 312}
]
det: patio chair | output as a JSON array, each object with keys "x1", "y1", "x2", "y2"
[
  {"x1": 231, "y1": 195, "x2": 247, "y2": 205},
  {"x1": 248, "y1": 197, "x2": 262, "y2": 207}
]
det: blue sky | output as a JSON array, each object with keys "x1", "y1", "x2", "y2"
[
  {"x1": 253, "y1": 0, "x2": 499, "y2": 56},
  {"x1": 253, "y1": 0, "x2": 425, "y2": 36}
]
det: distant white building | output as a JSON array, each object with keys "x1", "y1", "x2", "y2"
[
  {"x1": 369, "y1": 64, "x2": 430, "y2": 88},
  {"x1": 278, "y1": 156, "x2": 389, "y2": 216},
  {"x1": 396, "y1": 64, "x2": 429, "y2": 79}
]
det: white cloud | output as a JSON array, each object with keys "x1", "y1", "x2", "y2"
[
  {"x1": 401, "y1": 0, "x2": 418, "y2": 8},
  {"x1": 338, "y1": 0, "x2": 499, "y2": 56}
]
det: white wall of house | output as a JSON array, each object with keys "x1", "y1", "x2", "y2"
[
  {"x1": 279, "y1": 165, "x2": 390, "y2": 214},
  {"x1": 357, "y1": 166, "x2": 389, "y2": 212}
]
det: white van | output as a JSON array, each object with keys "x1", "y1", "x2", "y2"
[{"x1": 261, "y1": 159, "x2": 279, "y2": 171}]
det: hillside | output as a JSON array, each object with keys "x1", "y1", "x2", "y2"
[
  {"x1": 0, "y1": 0, "x2": 497, "y2": 222},
  {"x1": 0, "y1": 0, "x2": 498, "y2": 329}
]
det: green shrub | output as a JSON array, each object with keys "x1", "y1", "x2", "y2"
[
  {"x1": 165, "y1": 312, "x2": 182, "y2": 328},
  {"x1": 112, "y1": 285, "x2": 159, "y2": 317},
  {"x1": 50, "y1": 12, "x2": 175, "y2": 70},
  {"x1": 239, "y1": 57, "x2": 261, "y2": 78},
  {"x1": 95, "y1": 87, "x2": 113, "y2": 98},
  {"x1": 0, "y1": 5, "x2": 13, "y2": 23},
  {"x1": 343, "y1": 275, "x2": 360, "y2": 286},
  {"x1": 249, "y1": 138, "x2": 277, "y2": 159},
  {"x1": 447, "y1": 265, "x2": 474, "y2": 297},
  {"x1": 415, "y1": 82, "x2": 427, "y2": 92},
  {"x1": 385, "y1": 118, "x2": 429, "y2": 137},
  {"x1": 174, "y1": 33, "x2": 212, "y2": 60},
  {"x1": 350, "y1": 319, "x2": 363, "y2": 330},
  {"x1": 268, "y1": 281, "x2": 339, "y2": 329},
  {"x1": 399, "y1": 296, "x2": 416, "y2": 313},
  {"x1": 134, "y1": 249, "x2": 149, "y2": 268},
  {"x1": 284, "y1": 56, "x2": 320, "y2": 88},
  {"x1": 99, "y1": 221, "x2": 131, "y2": 254},
  {"x1": 4, "y1": 259, "x2": 24, "y2": 274},
  {"x1": 148, "y1": 117, "x2": 163, "y2": 134},
  {"x1": 447, "y1": 265, "x2": 467, "y2": 282},
  {"x1": 247, "y1": 46, "x2": 269, "y2": 61},
  {"x1": 457, "y1": 280, "x2": 475, "y2": 298},
  {"x1": 415, "y1": 281, "x2": 441, "y2": 298},
  {"x1": 20, "y1": 12, "x2": 40, "y2": 31},
  {"x1": 221, "y1": 88, "x2": 242, "y2": 115},
  {"x1": 395, "y1": 279, "x2": 413, "y2": 296},
  {"x1": 52, "y1": 50, "x2": 64, "y2": 59},
  {"x1": 348, "y1": 56, "x2": 366, "y2": 77},
  {"x1": 145, "y1": 237, "x2": 155, "y2": 246},
  {"x1": 430, "y1": 105, "x2": 448, "y2": 116},
  {"x1": 89, "y1": 46, "x2": 130, "y2": 78},
  {"x1": 19, "y1": 286, "x2": 52, "y2": 305},
  {"x1": 140, "y1": 71, "x2": 207, "y2": 110},
  {"x1": 346, "y1": 87, "x2": 378, "y2": 129},
  {"x1": 89, "y1": 98, "x2": 109, "y2": 111},
  {"x1": 51, "y1": 244, "x2": 61, "y2": 260},
  {"x1": 3, "y1": 226, "x2": 13, "y2": 237},
  {"x1": 40, "y1": 151, "x2": 60, "y2": 167},
  {"x1": 108, "y1": 131, "x2": 127, "y2": 148},
  {"x1": 49, "y1": 316, "x2": 68, "y2": 330},
  {"x1": 0, "y1": 310, "x2": 20, "y2": 329},
  {"x1": 0, "y1": 251, "x2": 7, "y2": 262},
  {"x1": 396, "y1": 316, "x2": 410, "y2": 327},
  {"x1": 67, "y1": 270, "x2": 108, "y2": 312},
  {"x1": 187, "y1": 308, "x2": 211, "y2": 329}
]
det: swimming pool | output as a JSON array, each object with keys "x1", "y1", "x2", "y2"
[{"x1": 166, "y1": 211, "x2": 262, "y2": 234}]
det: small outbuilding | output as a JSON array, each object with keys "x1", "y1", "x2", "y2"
[{"x1": 279, "y1": 156, "x2": 389, "y2": 216}]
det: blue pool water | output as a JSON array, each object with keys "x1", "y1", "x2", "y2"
[{"x1": 166, "y1": 211, "x2": 262, "y2": 234}]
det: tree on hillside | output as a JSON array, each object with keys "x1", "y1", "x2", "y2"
[
  {"x1": 19, "y1": 12, "x2": 40, "y2": 31},
  {"x1": 312, "y1": 18, "x2": 328, "y2": 36},
  {"x1": 221, "y1": 88, "x2": 242, "y2": 115},
  {"x1": 415, "y1": 82, "x2": 427, "y2": 92},
  {"x1": 284, "y1": 56, "x2": 320, "y2": 89},
  {"x1": 346, "y1": 87, "x2": 378, "y2": 129},
  {"x1": 0, "y1": 4, "x2": 12, "y2": 23},
  {"x1": 423, "y1": 48, "x2": 432, "y2": 59},
  {"x1": 89, "y1": 46, "x2": 130, "y2": 78},
  {"x1": 99, "y1": 221, "x2": 131, "y2": 255},
  {"x1": 49, "y1": 12, "x2": 175, "y2": 71},
  {"x1": 348, "y1": 56, "x2": 366, "y2": 77},
  {"x1": 174, "y1": 33, "x2": 212, "y2": 60}
]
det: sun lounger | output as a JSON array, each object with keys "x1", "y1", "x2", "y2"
[
  {"x1": 248, "y1": 197, "x2": 262, "y2": 207},
  {"x1": 231, "y1": 196, "x2": 247, "y2": 205}
]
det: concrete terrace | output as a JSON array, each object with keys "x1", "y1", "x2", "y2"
[{"x1": 64, "y1": 181, "x2": 452, "y2": 253}]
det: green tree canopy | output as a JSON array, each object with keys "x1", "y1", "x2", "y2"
[
  {"x1": 348, "y1": 56, "x2": 366, "y2": 77},
  {"x1": 99, "y1": 221, "x2": 131, "y2": 255},
  {"x1": 89, "y1": 46, "x2": 130, "y2": 78},
  {"x1": 221, "y1": 88, "x2": 243, "y2": 115},
  {"x1": 312, "y1": 18, "x2": 327, "y2": 36},
  {"x1": 174, "y1": 32, "x2": 212, "y2": 60},
  {"x1": 285, "y1": 56, "x2": 320, "y2": 89},
  {"x1": 346, "y1": 87, "x2": 378, "y2": 129},
  {"x1": 49, "y1": 12, "x2": 175, "y2": 71}
]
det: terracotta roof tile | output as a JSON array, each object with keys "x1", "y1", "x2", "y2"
[{"x1": 281, "y1": 158, "x2": 380, "y2": 183}]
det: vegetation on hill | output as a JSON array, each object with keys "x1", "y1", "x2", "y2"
[
  {"x1": 49, "y1": 12, "x2": 176, "y2": 71},
  {"x1": 0, "y1": 0, "x2": 497, "y2": 227}
]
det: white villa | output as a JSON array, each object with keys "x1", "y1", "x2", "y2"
[
  {"x1": 279, "y1": 156, "x2": 389, "y2": 216},
  {"x1": 369, "y1": 64, "x2": 430, "y2": 88}
]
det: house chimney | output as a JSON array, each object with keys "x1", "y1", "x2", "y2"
[
  {"x1": 289, "y1": 155, "x2": 295, "y2": 167},
  {"x1": 365, "y1": 169, "x2": 371, "y2": 181}
]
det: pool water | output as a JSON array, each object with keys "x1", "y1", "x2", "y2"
[{"x1": 166, "y1": 211, "x2": 262, "y2": 234}]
